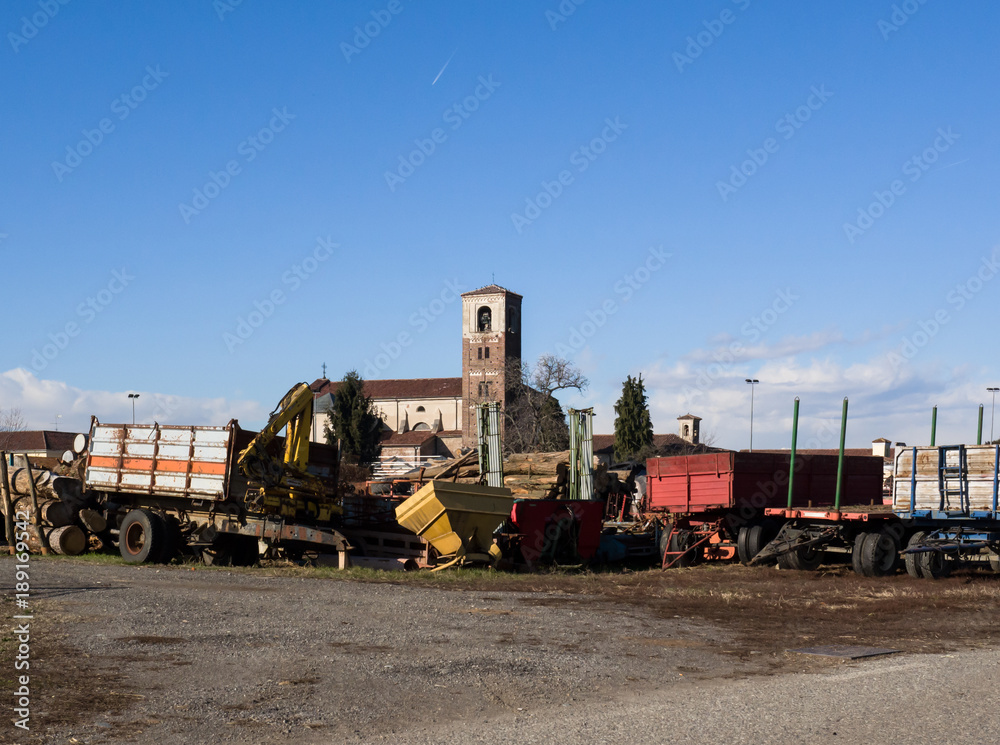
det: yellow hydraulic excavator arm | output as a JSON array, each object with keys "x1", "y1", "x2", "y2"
[{"x1": 237, "y1": 382, "x2": 327, "y2": 500}]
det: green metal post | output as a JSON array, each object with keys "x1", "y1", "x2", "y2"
[
  {"x1": 834, "y1": 397, "x2": 848, "y2": 511},
  {"x1": 787, "y1": 397, "x2": 800, "y2": 510},
  {"x1": 568, "y1": 408, "x2": 579, "y2": 501},
  {"x1": 930, "y1": 406, "x2": 937, "y2": 446},
  {"x1": 978, "y1": 404, "x2": 984, "y2": 445}
]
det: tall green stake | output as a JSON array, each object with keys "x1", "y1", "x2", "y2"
[
  {"x1": 787, "y1": 397, "x2": 800, "y2": 510},
  {"x1": 978, "y1": 404, "x2": 984, "y2": 445},
  {"x1": 930, "y1": 406, "x2": 937, "y2": 446},
  {"x1": 834, "y1": 397, "x2": 848, "y2": 511}
]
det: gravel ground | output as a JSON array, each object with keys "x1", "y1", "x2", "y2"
[
  {"x1": 3, "y1": 556, "x2": 996, "y2": 745},
  {"x1": 0, "y1": 558, "x2": 782, "y2": 745}
]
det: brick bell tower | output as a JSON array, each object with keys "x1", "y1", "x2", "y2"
[{"x1": 461, "y1": 285, "x2": 522, "y2": 447}]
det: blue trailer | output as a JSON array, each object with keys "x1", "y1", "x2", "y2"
[{"x1": 893, "y1": 444, "x2": 1000, "y2": 579}]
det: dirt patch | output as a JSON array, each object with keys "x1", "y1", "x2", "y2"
[
  {"x1": 0, "y1": 613, "x2": 130, "y2": 743},
  {"x1": 11, "y1": 557, "x2": 1000, "y2": 744}
]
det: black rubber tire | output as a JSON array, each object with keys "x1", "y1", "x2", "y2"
[
  {"x1": 989, "y1": 551, "x2": 1000, "y2": 574},
  {"x1": 668, "y1": 530, "x2": 698, "y2": 568},
  {"x1": 158, "y1": 514, "x2": 182, "y2": 564},
  {"x1": 860, "y1": 530, "x2": 898, "y2": 577},
  {"x1": 658, "y1": 527, "x2": 672, "y2": 564},
  {"x1": 737, "y1": 524, "x2": 766, "y2": 565},
  {"x1": 781, "y1": 544, "x2": 822, "y2": 571},
  {"x1": 918, "y1": 548, "x2": 951, "y2": 580},
  {"x1": 852, "y1": 532, "x2": 872, "y2": 576},
  {"x1": 905, "y1": 531, "x2": 926, "y2": 579},
  {"x1": 118, "y1": 509, "x2": 165, "y2": 564},
  {"x1": 228, "y1": 536, "x2": 260, "y2": 567}
]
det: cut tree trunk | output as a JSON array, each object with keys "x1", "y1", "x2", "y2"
[{"x1": 79, "y1": 508, "x2": 108, "y2": 533}]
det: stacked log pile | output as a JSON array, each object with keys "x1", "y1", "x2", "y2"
[
  {"x1": 411, "y1": 451, "x2": 638, "y2": 504},
  {"x1": 0, "y1": 449, "x2": 104, "y2": 555}
]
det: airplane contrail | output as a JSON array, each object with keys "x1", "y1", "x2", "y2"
[
  {"x1": 929, "y1": 158, "x2": 969, "y2": 173},
  {"x1": 432, "y1": 50, "x2": 458, "y2": 85}
]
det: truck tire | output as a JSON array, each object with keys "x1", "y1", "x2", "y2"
[
  {"x1": 778, "y1": 544, "x2": 822, "y2": 571},
  {"x1": 666, "y1": 530, "x2": 698, "y2": 568},
  {"x1": 852, "y1": 532, "x2": 872, "y2": 576},
  {"x1": 860, "y1": 530, "x2": 898, "y2": 577},
  {"x1": 159, "y1": 514, "x2": 182, "y2": 563},
  {"x1": 904, "y1": 531, "x2": 925, "y2": 578},
  {"x1": 989, "y1": 551, "x2": 1000, "y2": 574},
  {"x1": 918, "y1": 547, "x2": 951, "y2": 580},
  {"x1": 657, "y1": 527, "x2": 671, "y2": 564},
  {"x1": 203, "y1": 535, "x2": 260, "y2": 566},
  {"x1": 737, "y1": 524, "x2": 766, "y2": 565},
  {"x1": 229, "y1": 536, "x2": 260, "y2": 567},
  {"x1": 118, "y1": 509, "x2": 166, "y2": 564}
]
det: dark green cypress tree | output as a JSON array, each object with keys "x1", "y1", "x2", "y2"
[
  {"x1": 324, "y1": 371, "x2": 383, "y2": 466},
  {"x1": 613, "y1": 374, "x2": 654, "y2": 462}
]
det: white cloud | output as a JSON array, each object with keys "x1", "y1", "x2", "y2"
[
  {"x1": 0, "y1": 368, "x2": 266, "y2": 434},
  {"x1": 639, "y1": 353, "x2": 991, "y2": 452},
  {"x1": 684, "y1": 328, "x2": 846, "y2": 364}
]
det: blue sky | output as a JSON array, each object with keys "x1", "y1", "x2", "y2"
[{"x1": 2, "y1": 0, "x2": 999, "y2": 449}]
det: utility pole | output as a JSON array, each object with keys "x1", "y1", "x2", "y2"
[{"x1": 745, "y1": 379, "x2": 759, "y2": 451}]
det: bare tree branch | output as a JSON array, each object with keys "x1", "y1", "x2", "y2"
[
  {"x1": 503, "y1": 356, "x2": 588, "y2": 454},
  {"x1": 0, "y1": 407, "x2": 26, "y2": 451}
]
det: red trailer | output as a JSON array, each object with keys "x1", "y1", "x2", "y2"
[{"x1": 644, "y1": 451, "x2": 884, "y2": 567}]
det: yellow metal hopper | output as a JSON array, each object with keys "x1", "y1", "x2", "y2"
[{"x1": 394, "y1": 480, "x2": 515, "y2": 569}]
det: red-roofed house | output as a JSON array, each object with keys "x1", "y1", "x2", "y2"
[{"x1": 0, "y1": 430, "x2": 80, "y2": 460}]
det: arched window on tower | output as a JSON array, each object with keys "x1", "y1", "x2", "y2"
[
  {"x1": 683, "y1": 425, "x2": 690, "y2": 437},
  {"x1": 477, "y1": 306, "x2": 492, "y2": 332}
]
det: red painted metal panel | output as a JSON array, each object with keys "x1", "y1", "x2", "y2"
[
  {"x1": 646, "y1": 452, "x2": 883, "y2": 515},
  {"x1": 510, "y1": 500, "x2": 603, "y2": 567}
]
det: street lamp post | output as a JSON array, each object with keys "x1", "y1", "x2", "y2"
[
  {"x1": 128, "y1": 393, "x2": 140, "y2": 425},
  {"x1": 989, "y1": 387, "x2": 999, "y2": 442},
  {"x1": 745, "y1": 379, "x2": 759, "y2": 451}
]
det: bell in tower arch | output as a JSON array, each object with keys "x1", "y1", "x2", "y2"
[{"x1": 477, "y1": 306, "x2": 492, "y2": 332}]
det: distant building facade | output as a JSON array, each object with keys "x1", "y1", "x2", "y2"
[{"x1": 310, "y1": 284, "x2": 522, "y2": 463}]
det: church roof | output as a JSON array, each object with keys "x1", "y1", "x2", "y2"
[
  {"x1": 462, "y1": 284, "x2": 522, "y2": 298},
  {"x1": 311, "y1": 377, "x2": 462, "y2": 400},
  {"x1": 381, "y1": 430, "x2": 439, "y2": 446}
]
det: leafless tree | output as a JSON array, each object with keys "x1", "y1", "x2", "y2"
[
  {"x1": 503, "y1": 355, "x2": 589, "y2": 454},
  {"x1": 0, "y1": 407, "x2": 26, "y2": 451}
]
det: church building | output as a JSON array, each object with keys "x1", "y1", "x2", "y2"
[{"x1": 310, "y1": 285, "x2": 522, "y2": 466}]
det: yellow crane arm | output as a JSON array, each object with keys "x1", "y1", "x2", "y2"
[{"x1": 237, "y1": 382, "x2": 315, "y2": 485}]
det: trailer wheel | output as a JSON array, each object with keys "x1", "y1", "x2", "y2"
[
  {"x1": 860, "y1": 530, "x2": 898, "y2": 577},
  {"x1": 159, "y1": 514, "x2": 182, "y2": 563},
  {"x1": 852, "y1": 532, "x2": 872, "y2": 576},
  {"x1": 904, "y1": 532, "x2": 925, "y2": 578},
  {"x1": 204, "y1": 536, "x2": 260, "y2": 567},
  {"x1": 989, "y1": 551, "x2": 1000, "y2": 574},
  {"x1": 778, "y1": 545, "x2": 822, "y2": 571},
  {"x1": 737, "y1": 525, "x2": 766, "y2": 565},
  {"x1": 667, "y1": 530, "x2": 699, "y2": 568},
  {"x1": 657, "y1": 528, "x2": 671, "y2": 563},
  {"x1": 228, "y1": 536, "x2": 260, "y2": 566},
  {"x1": 118, "y1": 509, "x2": 165, "y2": 564},
  {"x1": 918, "y1": 548, "x2": 951, "y2": 580}
]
